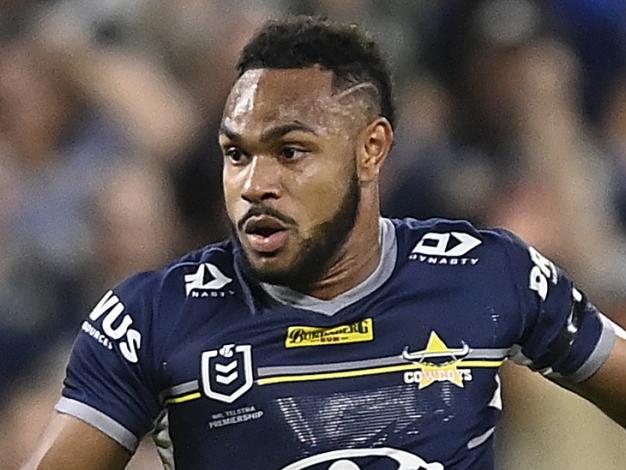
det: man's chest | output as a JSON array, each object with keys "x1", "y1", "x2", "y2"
[{"x1": 154, "y1": 284, "x2": 514, "y2": 469}]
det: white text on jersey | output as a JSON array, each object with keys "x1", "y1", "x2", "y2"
[{"x1": 88, "y1": 290, "x2": 141, "y2": 363}]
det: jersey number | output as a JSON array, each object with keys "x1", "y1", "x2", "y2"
[{"x1": 528, "y1": 247, "x2": 558, "y2": 301}]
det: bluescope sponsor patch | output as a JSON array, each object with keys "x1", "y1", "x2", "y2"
[{"x1": 285, "y1": 319, "x2": 373, "y2": 348}]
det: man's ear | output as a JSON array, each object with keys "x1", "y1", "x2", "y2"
[{"x1": 356, "y1": 117, "x2": 393, "y2": 183}]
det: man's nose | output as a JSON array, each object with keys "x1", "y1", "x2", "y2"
[{"x1": 241, "y1": 155, "x2": 282, "y2": 203}]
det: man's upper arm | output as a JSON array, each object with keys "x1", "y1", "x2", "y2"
[
  {"x1": 498, "y1": 227, "x2": 626, "y2": 429},
  {"x1": 27, "y1": 271, "x2": 165, "y2": 467},
  {"x1": 23, "y1": 412, "x2": 130, "y2": 470},
  {"x1": 569, "y1": 328, "x2": 626, "y2": 429},
  {"x1": 498, "y1": 229, "x2": 614, "y2": 382}
]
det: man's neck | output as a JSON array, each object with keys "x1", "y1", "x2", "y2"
[{"x1": 294, "y1": 214, "x2": 383, "y2": 301}]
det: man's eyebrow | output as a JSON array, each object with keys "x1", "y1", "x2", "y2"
[
  {"x1": 218, "y1": 122, "x2": 318, "y2": 144},
  {"x1": 259, "y1": 122, "x2": 318, "y2": 143},
  {"x1": 218, "y1": 125, "x2": 240, "y2": 142}
]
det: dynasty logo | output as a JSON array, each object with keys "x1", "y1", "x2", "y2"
[{"x1": 285, "y1": 319, "x2": 373, "y2": 348}]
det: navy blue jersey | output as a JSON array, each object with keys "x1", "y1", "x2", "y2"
[{"x1": 56, "y1": 218, "x2": 616, "y2": 469}]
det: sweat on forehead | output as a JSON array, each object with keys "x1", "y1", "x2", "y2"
[{"x1": 222, "y1": 68, "x2": 377, "y2": 132}]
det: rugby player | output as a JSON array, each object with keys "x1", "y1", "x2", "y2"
[{"x1": 25, "y1": 16, "x2": 626, "y2": 469}]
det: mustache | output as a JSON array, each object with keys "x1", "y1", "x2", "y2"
[{"x1": 237, "y1": 205, "x2": 297, "y2": 231}]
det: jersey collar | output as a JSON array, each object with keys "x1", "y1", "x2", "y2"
[{"x1": 260, "y1": 218, "x2": 397, "y2": 316}]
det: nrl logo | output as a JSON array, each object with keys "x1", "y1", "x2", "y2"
[{"x1": 200, "y1": 344, "x2": 253, "y2": 403}]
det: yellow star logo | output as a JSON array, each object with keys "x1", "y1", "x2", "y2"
[{"x1": 403, "y1": 331, "x2": 470, "y2": 389}]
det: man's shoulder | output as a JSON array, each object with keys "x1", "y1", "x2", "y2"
[
  {"x1": 79, "y1": 240, "x2": 240, "y2": 369},
  {"x1": 110, "y1": 239, "x2": 238, "y2": 308},
  {"x1": 161, "y1": 238, "x2": 237, "y2": 282}
]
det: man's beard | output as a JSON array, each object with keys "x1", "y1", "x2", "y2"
[{"x1": 233, "y1": 171, "x2": 361, "y2": 291}]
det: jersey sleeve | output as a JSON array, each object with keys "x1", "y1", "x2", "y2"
[
  {"x1": 499, "y1": 229, "x2": 617, "y2": 383},
  {"x1": 55, "y1": 272, "x2": 162, "y2": 452}
]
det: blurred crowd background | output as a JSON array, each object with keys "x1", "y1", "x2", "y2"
[{"x1": 1, "y1": 0, "x2": 626, "y2": 468}]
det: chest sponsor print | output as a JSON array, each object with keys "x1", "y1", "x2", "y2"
[
  {"x1": 281, "y1": 448, "x2": 444, "y2": 469},
  {"x1": 285, "y1": 318, "x2": 374, "y2": 348}
]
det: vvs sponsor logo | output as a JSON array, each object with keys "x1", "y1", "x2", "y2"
[
  {"x1": 201, "y1": 344, "x2": 253, "y2": 404},
  {"x1": 410, "y1": 232, "x2": 481, "y2": 266},
  {"x1": 185, "y1": 263, "x2": 234, "y2": 298},
  {"x1": 281, "y1": 448, "x2": 444, "y2": 470},
  {"x1": 88, "y1": 290, "x2": 141, "y2": 363}
]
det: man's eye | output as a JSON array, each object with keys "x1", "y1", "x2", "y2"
[
  {"x1": 280, "y1": 147, "x2": 306, "y2": 161},
  {"x1": 225, "y1": 148, "x2": 247, "y2": 164}
]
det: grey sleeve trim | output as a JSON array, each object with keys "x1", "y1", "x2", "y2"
[
  {"x1": 565, "y1": 314, "x2": 617, "y2": 384},
  {"x1": 55, "y1": 397, "x2": 139, "y2": 452}
]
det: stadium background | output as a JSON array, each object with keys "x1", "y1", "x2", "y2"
[{"x1": 1, "y1": 0, "x2": 626, "y2": 468}]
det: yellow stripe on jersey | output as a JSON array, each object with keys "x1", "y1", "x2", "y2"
[
  {"x1": 164, "y1": 360, "x2": 503, "y2": 404},
  {"x1": 165, "y1": 392, "x2": 202, "y2": 405},
  {"x1": 256, "y1": 360, "x2": 502, "y2": 386}
]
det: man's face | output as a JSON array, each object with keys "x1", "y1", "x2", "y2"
[{"x1": 220, "y1": 67, "x2": 365, "y2": 287}]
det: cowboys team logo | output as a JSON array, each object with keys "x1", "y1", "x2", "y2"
[
  {"x1": 281, "y1": 448, "x2": 444, "y2": 469},
  {"x1": 402, "y1": 331, "x2": 472, "y2": 389},
  {"x1": 201, "y1": 344, "x2": 253, "y2": 403}
]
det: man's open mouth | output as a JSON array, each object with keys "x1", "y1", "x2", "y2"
[{"x1": 243, "y1": 216, "x2": 290, "y2": 254}]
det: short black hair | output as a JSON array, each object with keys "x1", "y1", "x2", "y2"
[{"x1": 236, "y1": 16, "x2": 395, "y2": 128}]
